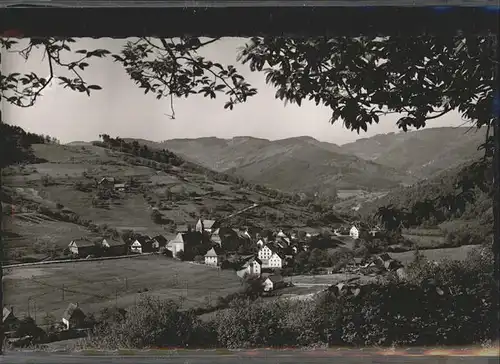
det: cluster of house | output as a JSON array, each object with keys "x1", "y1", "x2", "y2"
[
  {"x1": 3, "y1": 302, "x2": 87, "y2": 338},
  {"x1": 97, "y1": 177, "x2": 129, "y2": 192},
  {"x1": 67, "y1": 234, "x2": 168, "y2": 258}
]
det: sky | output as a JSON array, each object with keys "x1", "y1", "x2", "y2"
[{"x1": 2, "y1": 37, "x2": 467, "y2": 145}]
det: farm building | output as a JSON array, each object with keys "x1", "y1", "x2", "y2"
[
  {"x1": 350, "y1": 225, "x2": 360, "y2": 239},
  {"x1": 204, "y1": 246, "x2": 225, "y2": 266},
  {"x1": 101, "y1": 238, "x2": 127, "y2": 256},
  {"x1": 167, "y1": 233, "x2": 186, "y2": 258},
  {"x1": 130, "y1": 240, "x2": 143, "y2": 254},
  {"x1": 61, "y1": 303, "x2": 86, "y2": 331},
  {"x1": 67, "y1": 239, "x2": 96, "y2": 258},
  {"x1": 237, "y1": 256, "x2": 262, "y2": 278},
  {"x1": 263, "y1": 274, "x2": 286, "y2": 292},
  {"x1": 195, "y1": 219, "x2": 219, "y2": 234},
  {"x1": 97, "y1": 177, "x2": 115, "y2": 189}
]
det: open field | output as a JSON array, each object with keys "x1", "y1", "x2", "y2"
[
  {"x1": 390, "y1": 245, "x2": 479, "y2": 265},
  {"x1": 401, "y1": 234, "x2": 446, "y2": 249},
  {"x1": 3, "y1": 255, "x2": 243, "y2": 325}
]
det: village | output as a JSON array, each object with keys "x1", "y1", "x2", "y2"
[
  {"x1": 3, "y1": 169, "x2": 416, "y2": 350},
  {"x1": 4, "y1": 211, "x2": 407, "y2": 347}
]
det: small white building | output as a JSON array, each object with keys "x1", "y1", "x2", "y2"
[
  {"x1": 349, "y1": 225, "x2": 359, "y2": 240},
  {"x1": 256, "y1": 239, "x2": 265, "y2": 247},
  {"x1": 237, "y1": 257, "x2": 262, "y2": 278},
  {"x1": 130, "y1": 240, "x2": 142, "y2": 254},
  {"x1": 263, "y1": 274, "x2": 285, "y2": 292},
  {"x1": 166, "y1": 233, "x2": 185, "y2": 258},
  {"x1": 204, "y1": 247, "x2": 225, "y2": 266}
]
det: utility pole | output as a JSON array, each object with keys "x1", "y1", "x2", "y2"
[
  {"x1": 62, "y1": 284, "x2": 65, "y2": 301},
  {"x1": 27, "y1": 297, "x2": 31, "y2": 318}
]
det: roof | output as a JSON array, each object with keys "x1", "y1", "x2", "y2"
[
  {"x1": 266, "y1": 274, "x2": 284, "y2": 284},
  {"x1": 69, "y1": 239, "x2": 95, "y2": 248},
  {"x1": 114, "y1": 183, "x2": 126, "y2": 188},
  {"x1": 203, "y1": 220, "x2": 216, "y2": 229},
  {"x1": 242, "y1": 256, "x2": 262, "y2": 267},
  {"x1": 3, "y1": 307, "x2": 14, "y2": 323},
  {"x1": 378, "y1": 253, "x2": 392, "y2": 262},
  {"x1": 169, "y1": 233, "x2": 185, "y2": 244},
  {"x1": 98, "y1": 177, "x2": 115, "y2": 184},
  {"x1": 103, "y1": 239, "x2": 124, "y2": 247},
  {"x1": 176, "y1": 224, "x2": 189, "y2": 232},
  {"x1": 152, "y1": 235, "x2": 168, "y2": 245},
  {"x1": 62, "y1": 303, "x2": 84, "y2": 321},
  {"x1": 135, "y1": 236, "x2": 150, "y2": 245},
  {"x1": 212, "y1": 228, "x2": 221, "y2": 235},
  {"x1": 270, "y1": 252, "x2": 285, "y2": 260},
  {"x1": 205, "y1": 247, "x2": 224, "y2": 257}
]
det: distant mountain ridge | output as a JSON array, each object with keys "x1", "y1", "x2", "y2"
[
  {"x1": 157, "y1": 136, "x2": 410, "y2": 195},
  {"x1": 78, "y1": 127, "x2": 486, "y2": 196},
  {"x1": 339, "y1": 127, "x2": 486, "y2": 178}
]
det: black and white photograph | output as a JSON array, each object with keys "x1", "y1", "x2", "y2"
[{"x1": 0, "y1": 5, "x2": 499, "y2": 361}]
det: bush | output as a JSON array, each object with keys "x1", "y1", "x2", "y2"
[{"x1": 86, "y1": 295, "x2": 197, "y2": 349}]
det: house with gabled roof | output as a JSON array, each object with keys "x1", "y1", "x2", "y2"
[
  {"x1": 263, "y1": 274, "x2": 285, "y2": 292},
  {"x1": 61, "y1": 303, "x2": 86, "y2": 330},
  {"x1": 130, "y1": 239, "x2": 143, "y2": 254},
  {"x1": 350, "y1": 225, "x2": 360, "y2": 239},
  {"x1": 204, "y1": 246, "x2": 225, "y2": 266},
  {"x1": 268, "y1": 252, "x2": 284, "y2": 269},
  {"x1": 68, "y1": 238, "x2": 96, "y2": 258},
  {"x1": 167, "y1": 233, "x2": 186, "y2": 258},
  {"x1": 195, "y1": 219, "x2": 218, "y2": 234},
  {"x1": 101, "y1": 238, "x2": 127, "y2": 256},
  {"x1": 258, "y1": 245, "x2": 274, "y2": 262},
  {"x1": 236, "y1": 256, "x2": 262, "y2": 278},
  {"x1": 97, "y1": 177, "x2": 115, "y2": 190}
]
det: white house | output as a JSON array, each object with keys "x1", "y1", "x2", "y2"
[
  {"x1": 204, "y1": 247, "x2": 225, "y2": 266},
  {"x1": 268, "y1": 252, "x2": 283, "y2": 269},
  {"x1": 277, "y1": 230, "x2": 287, "y2": 238},
  {"x1": 236, "y1": 257, "x2": 262, "y2": 278},
  {"x1": 263, "y1": 274, "x2": 285, "y2": 292},
  {"x1": 166, "y1": 233, "x2": 185, "y2": 258},
  {"x1": 130, "y1": 240, "x2": 142, "y2": 254},
  {"x1": 349, "y1": 225, "x2": 359, "y2": 240},
  {"x1": 258, "y1": 245, "x2": 273, "y2": 261}
]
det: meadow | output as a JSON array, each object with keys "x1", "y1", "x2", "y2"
[{"x1": 3, "y1": 255, "x2": 243, "y2": 325}]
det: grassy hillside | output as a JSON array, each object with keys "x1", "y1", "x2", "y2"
[
  {"x1": 158, "y1": 136, "x2": 411, "y2": 195},
  {"x1": 3, "y1": 255, "x2": 242, "y2": 322},
  {"x1": 339, "y1": 127, "x2": 486, "y2": 179},
  {"x1": 2, "y1": 131, "x2": 348, "y2": 264}
]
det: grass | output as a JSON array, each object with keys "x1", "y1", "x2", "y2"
[
  {"x1": 390, "y1": 245, "x2": 478, "y2": 265},
  {"x1": 401, "y1": 234, "x2": 446, "y2": 249},
  {"x1": 2, "y1": 212, "x2": 96, "y2": 261},
  {"x1": 3, "y1": 255, "x2": 243, "y2": 326}
]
